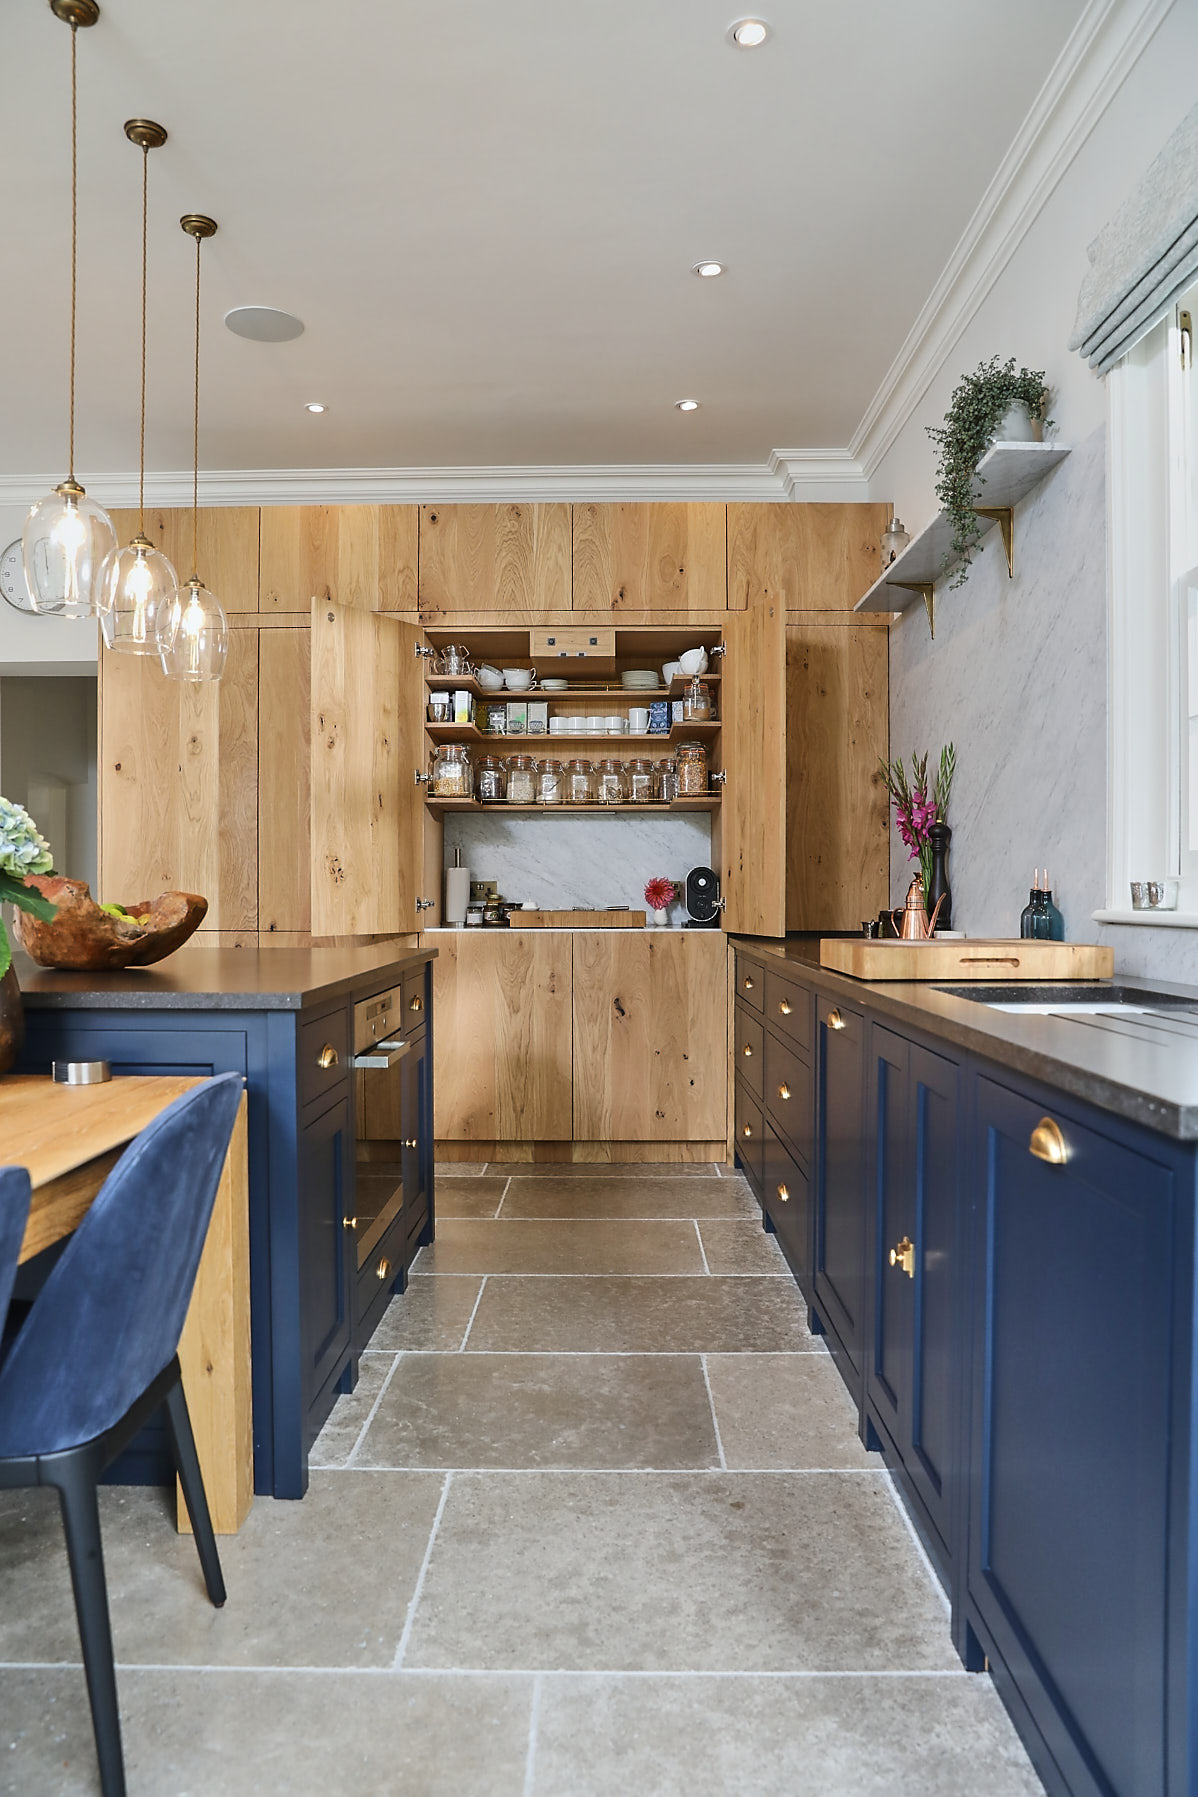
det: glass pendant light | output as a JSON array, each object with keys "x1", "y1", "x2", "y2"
[
  {"x1": 99, "y1": 120, "x2": 178, "y2": 652},
  {"x1": 22, "y1": 0, "x2": 116, "y2": 617},
  {"x1": 158, "y1": 215, "x2": 228, "y2": 683}
]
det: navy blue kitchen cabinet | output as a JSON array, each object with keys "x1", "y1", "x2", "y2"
[{"x1": 813, "y1": 993, "x2": 867, "y2": 1404}]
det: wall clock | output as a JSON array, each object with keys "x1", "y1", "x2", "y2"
[{"x1": 0, "y1": 539, "x2": 36, "y2": 613}]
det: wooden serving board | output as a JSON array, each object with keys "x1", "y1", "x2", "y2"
[
  {"x1": 509, "y1": 910, "x2": 646, "y2": 929},
  {"x1": 819, "y1": 938, "x2": 1115, "y2": 981}
]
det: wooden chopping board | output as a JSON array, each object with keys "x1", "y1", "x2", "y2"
[
  {"x1": 819, "y1": 938, "x2": 1115, "y2": 981},
  {"x1": 509, "y1": 910, "x2": 646, "y2": 929}
]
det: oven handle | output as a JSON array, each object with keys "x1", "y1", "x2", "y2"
[{"x1": 351, "y1": 1038, "x2": 411, "y2": 1070}]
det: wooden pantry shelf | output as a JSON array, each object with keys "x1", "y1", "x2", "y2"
[
  {"x1": 853, "y1": 440, "x2": 1070, "y2": 636},
  {"x1": 425, "y1": 797, "x2": 721, "y2": 816},
  {"x1": 424, "y1": 724, "x2": 719, "y2": 745}
]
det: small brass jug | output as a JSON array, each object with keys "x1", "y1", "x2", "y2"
[{"x1": 891, "y1": 873, "x2": 946, "y2": 941}]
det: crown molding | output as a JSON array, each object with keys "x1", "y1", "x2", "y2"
[
  {"x1": 850, "y1": 0, "x2": 1175, "y2": 481},
  {"x1": 769, "y1": 449, "x2": 869, "y2": 501}
]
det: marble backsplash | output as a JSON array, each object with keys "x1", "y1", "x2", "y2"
[{"x1": 441, "y1": 812, "x2": 713, "y2": 917}]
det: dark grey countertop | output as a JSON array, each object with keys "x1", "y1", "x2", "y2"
[
  {"x1": 13, "y1": 940, "x2": 436, "y2": 1013},
  {"x1": 732, "y1": 934, "x2": 1198, "y2": 1143}
]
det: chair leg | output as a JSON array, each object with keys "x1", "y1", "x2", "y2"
[
  {"x1": 53, "y1": 1458, "x2": 127, "y2": 1797},
  {"x1": 163, "y1": 1375, "x2": 226, "y2": 1607}
]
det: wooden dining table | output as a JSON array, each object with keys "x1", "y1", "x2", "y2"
[{"x1": 3, "y1": 1072, "x2": 252, "y2": 1534}]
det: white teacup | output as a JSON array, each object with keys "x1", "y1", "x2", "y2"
[
  {"x1": 629, "y1": 707, "x2": 650, "y2": 733},
  {"x1": 678, "y1": 647, "x2": 708, "y2": 677},
  {"x1": 606, "y1": 716, "x2": 625, "y2": 734},
  {"x1": 478, "y1": 665, "x2": 504, "y2": 690},
  {"x1": 503, "y1": 667, "x2": 537, "y2": 691},
  {"x1": 662, "y1": 661, "x2": 682, "y2": 685}
]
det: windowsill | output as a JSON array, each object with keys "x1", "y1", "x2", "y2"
[{"x1": 1093, "y1": 908, "x2": 1198, "y2": 929}]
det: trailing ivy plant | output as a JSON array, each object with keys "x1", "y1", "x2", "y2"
[{"x1": 926, "y1": 357, "x2": 1052, "y2": 588}]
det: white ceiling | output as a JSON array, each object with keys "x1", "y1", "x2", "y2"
[{"x1": 2, "y1": 0, "x2": 1089, "y2": 478}]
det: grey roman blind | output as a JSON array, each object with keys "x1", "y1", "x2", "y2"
[{"x1": 1070, "y1": 100, "x2": 1198, "y2": 374}]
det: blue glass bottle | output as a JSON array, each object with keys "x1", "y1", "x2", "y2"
[{"x1": 1020, "y1": 870, "x2": 1065, "y2": 941}]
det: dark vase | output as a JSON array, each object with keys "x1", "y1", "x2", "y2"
[
  {"x1": 927, "y1": 821, "x2": 952, "y2": 932},
  {"x1": 0, "y1": 963, "x2": 24, "y2": 1075}
]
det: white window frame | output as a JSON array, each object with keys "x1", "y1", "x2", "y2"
[{"x1": 1098, "y1": 283, "x2": 1198, "y2": 927}]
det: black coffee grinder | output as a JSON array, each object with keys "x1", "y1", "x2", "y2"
[{"x1": 683, "y1": 865, "x2": 722, "y2": 928}]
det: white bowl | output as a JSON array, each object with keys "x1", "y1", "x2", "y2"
[
  {"x1": 662, "y1": 661, "x2": 682, "y2": 685},
  {"x1": 542, "y1": 678, "x2": 569, "y2": 691},
  {"x1": 678, "y1": 648, "x2": 708, "y2": 677}
]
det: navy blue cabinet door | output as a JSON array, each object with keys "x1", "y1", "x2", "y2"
[
  {"x1": 299, "y1": 1093, "x2": 354, "y2": 1416},
  {"x1": 814, "y1": 997, "x2": 866, "y2": 1392},
  {"x1": 969, "y1": 1077, "x2": 1177, "y2": 1797},
  {"x1": 403, "y1": 1031, "x2": 432, "y2": 1256}
]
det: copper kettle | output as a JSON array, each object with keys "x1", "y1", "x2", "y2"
[{"x1": 891, "y1": 873, "x2": 946, "y2": 941}]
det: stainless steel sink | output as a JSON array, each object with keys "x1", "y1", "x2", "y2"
[{"x1": 935, "y1": 983, "x2": 1198, "y2": 1024}]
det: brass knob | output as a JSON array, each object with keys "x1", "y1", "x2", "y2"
[
  {"x1": 779, "y1": 999, "x2": 792, "y2": 1016},
  {"x1": 777, "y1": 1082, "x2": 790, "y2": 1101},
  {"x1": 889, "y1": 1235, "x2": 915, "y2": 1278},
  {"x1": 741, "y1": 1122, "x2": 753, "y2": 1138},
  {"x1": 410, "y1": 995, "x2": 424, "y2": 1012},
  {"x1": 318, "y1": 1043, "x2": 339, "y2": 1069},
  {"x1": 1029, "y1": 1118, "x2": 1068, "y2": 1164},
  {"x1": 826, "y1": 1008, "x2": 845, "y2": 1031},
  {"x1": 376, "y1": 1257, "x2": 392, "y2": 1281},
  {"x1": 742, "y1": 975, "x2": 755, "y2": 990},
  {"x1": 343, "y1": 1215, "x2": 359, "y2": 1231},
  {"x1": 777, "y1": 1184, "x2": 790, "y2": 1204},
  {"x1": 742, "y1": 1043, "x2": 753, "y2": 1057},
  {"x1": 405, "y1": 1137, "x2": 417, "y2": 1149}
]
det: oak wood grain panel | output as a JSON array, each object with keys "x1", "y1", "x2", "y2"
[
  {"x1": 820, "y1": 938, "x2": 1114, "y2": 981},
  {"x1": 99, "y1": 628, "x2": 258, "y2": 930},
  {"x1": 727, "y1": 503, "x2": 891, "y2": 612},
  {"x1": 432, "y1": 934, "x2": 573, "y2": 1140},
  {"x1": 110, "y1": 506, "x2": 260, "y2": 613},
  {"x1": 434, "y1": 1140, "x2": 725, "y2": 1163},
  {"x1": 258, "y1": 505, "x2": 418, "y2": 612},
  {"x1": 717, "y1": 598, "x2": 786, "y2": 937},
  {"x1": 572, "y1": 503, "x2": 727, "y2": 613},
  {"x1": 259, "y1": 627, "x2": 311, "y2": 936},
  {"x1": 418, "y1": 504, "x2": 571, "y2": 615},
  {"x1": 786, "y1": 624, "x2": 889, "y2": 931},
  {"x1": 571, "y1": 932, "x2": 726, "y2": 1141}
]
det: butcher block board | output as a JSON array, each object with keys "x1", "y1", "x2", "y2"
[
  {"x1": 509, "y1": 910, "x2": 646, "y2": 929},
  {"x1": 819, "y1": 938, "x2": 1115, "y2": 982}
]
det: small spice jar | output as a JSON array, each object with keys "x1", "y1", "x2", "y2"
[
  {"x1": 676, "y1": 741, "x2": 708, "y2": 796},
  {"x1": 657, "y1": 758, "x2": 679, "y2": 802},
  {"x1": 683, "y1": 677, "x2": 713, "y2": 722},
  {"x1": 431, "y1": 744, "x2": 473, "y2": 799},
  {"x1": 476, "y1": 755, "x2": 507, "y2": 803},
  {"x1": 537, "y1": 758, "x2": 564, "y2": 805},
  {"x1": 628, "y1": 757, "x2": 656, "y2": 803},
  {"x1": 566, "y1": 758, "x2": 596, "y2": 804},
  {"x1": 505, "y1": 754, "x2": 538, "y2": 804},
  {"x1": 596, "y1": 758, "x2": 629, "y2": 805}
]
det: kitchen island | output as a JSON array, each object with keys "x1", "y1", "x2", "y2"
[{"x1": 14, "y1": 941, "x2": 436, "y2": 1499}]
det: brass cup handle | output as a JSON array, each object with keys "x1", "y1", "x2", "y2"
[
  {"x1": 741, "y1": 1122, "x2": 753, "y2": 1138},
  {"x1": 742, "y1": 1043, "x2": 754, "y2": 1057},
  {"x1": 777, "y1": 1183, "x2": 790, "y2": 1204},
  {"x1": 404, "y1": 1137, "x2": 418, "y2": 1149},
  {"x1": 410, "y1": 995, "x2": 424, "y2": 1012},
  {"x1": 376, "y1": 1258, "x2": 392, "y2": 1281},
  {"x1": 889, "y1": 1235, "x2": 915, "y2": 1278},
  {"x1": 318, "y1": 1043, "x2": 339, "y2": 1069},
  {"x1": 778, "y1": 999, "x2": 792, "y2": 1016},
  {"x1": 826, "y1": 1008, "x2": 845, "y2": 1031},
  {"x1": 343, "y1": 1215, "x2": 359, "y2": 1231},
  {"x1": 1029, "y1": 1118, "x2": 1068, "y2": 1165},
  {"x1": 777, "y1": 1082, "x2": 790, "y2": 1101},
  {"x1": 742, "y1": 976, "x2": 755, "y2": 991}
]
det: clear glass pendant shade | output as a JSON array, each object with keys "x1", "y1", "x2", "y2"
[
  {"x1": 157, "y1": 576, "x2": 228, "y2": 683},
  {"x1": 98, "y1": 535, "x2": 179, "y2": 653},
  {"x1": 22, "y1": 481, "x2": 116, "y2": 617}
]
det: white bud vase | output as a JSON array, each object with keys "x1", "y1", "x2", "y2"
[{"x1": 653, "y1": 908, "x2": 669, "y2": 928}]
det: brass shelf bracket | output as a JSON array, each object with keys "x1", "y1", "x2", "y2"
[
  {"x1": 888, "y1": 579, "x2": 936, "y2": 638},
  {"x1": 974, "y1": 506, "x2": 1014, "y2": 577}
]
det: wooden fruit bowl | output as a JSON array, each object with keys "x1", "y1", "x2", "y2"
[{"x1": 13, "y1": 875, "x2": 208, "y2": 970}]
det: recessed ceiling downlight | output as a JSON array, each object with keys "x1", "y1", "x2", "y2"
[
  {"x1": 675, "y1": 399, "x2": 700, "y2": 412},
  {"x1": 694, "y1": 261, "x2": 725, "y2": 278},
  {"x1": 729, "y1": 18, "x2": 769, "y2": 46},
  {"x1": 224, "y1": 306, "x2": 305, "y2": 343},
  {"x1": 304, "y1": 402, "x2": 327, "y2": 414}
]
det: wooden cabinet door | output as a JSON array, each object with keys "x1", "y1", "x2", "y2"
[
  {"x1": 418, "y1": 504, "x2": 570, "y2": 615},
  {"x1": 727, "y1": 503, "x2": 890, "y2": 612},
  {"x1": 259, "y1": 627, "x2": 311, "y2": 936},
  {"x1": 432, "y1": 934, "x2": 573, "y2": 1141},
  {"x1": 109, "y1": 506, "x2": 260, "y2": 613},
  {"x1": 717, "y1": 595, "x2": 786, "y2": 937},
  {"x1": 259, "y1": 505, "x2": 418, "y2": 613},
  {"x1": 572, "y1": 503, "x2": 726, "y2": 613},
  {"x1": 99, "y1": 626, "x2": 258, "y2": 931},
  {"x1": 572, "y1": 933, "x2": 727, "y2": 1141},
  {"x1": 310, "y1": 599, "x2": 425, "y2": 935}
]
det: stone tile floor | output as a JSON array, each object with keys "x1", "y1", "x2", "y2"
[{"x1": 0, "y1": 1163, "x2": 1045, "y2": 1795}]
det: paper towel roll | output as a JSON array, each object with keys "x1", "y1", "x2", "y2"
[{"x1": 445, "y1": 864, "x2": 470, "y2": 926}]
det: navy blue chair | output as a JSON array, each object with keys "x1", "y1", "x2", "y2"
[
  {"x1": 0, "y1": 1072, "x2": 245, "y2": 1797},
  {"x1": 0, "y1": 1168, "x2": 32, "y2": 1360}
]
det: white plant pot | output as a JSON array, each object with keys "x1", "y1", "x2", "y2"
[
  {"x1": 652, "y1": 908, "x2": 669, "y2": 928},
  {"x1": 995, "y1": 401, "x2": 1042, "y2": 443}
]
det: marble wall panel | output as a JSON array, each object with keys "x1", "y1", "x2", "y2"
[{"x1": 442, "y1": 812, "x2": 713, "y2": 917}]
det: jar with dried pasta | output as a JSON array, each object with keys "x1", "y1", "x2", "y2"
[
  {"x1": 676, "y1": 741, "x2": 708, "y2": 796},
  {"x1": 430, "y1": 744, "x2": 473, "y2": 799}
]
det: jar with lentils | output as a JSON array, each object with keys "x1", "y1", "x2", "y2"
[
  {"x1": 676, "y1": 741, "x2": 708, "y2": 796},
  {"x1": 430, "y1": 744, "x2": 474, "y2": 799}
]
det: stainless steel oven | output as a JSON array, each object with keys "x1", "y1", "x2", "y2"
[{"x1": 350, "y1": 984, "x2": 412, "y2": 1276}]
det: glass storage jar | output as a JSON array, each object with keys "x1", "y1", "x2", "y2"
[
  {"x1": 506, "y1": 754, "x2": 538, "y2": 804},
  {"x1": 596, "y1": 758, "x2": 629, "y2": 805},
  {"x1": 628, "y1": 758, "x2": 656, "y2": 803},
  {"x1": 683, "y1": 677, "x2": 713, "y2": 722},
  {"x1": 476, "y1": 755, "x2": 506, "y2": 803},
  {"x1": 676, "y1": 741, "x2": 708, "y2": 796},
  {"x1": 566, "y1": 758, "x2": 596, "y2": 804},
  {"x1": 537, "y1": 758, "x2": 564, "y2": 805},
  {"x1": 657, "y1": 758, "x2": 679, "y2": 802},
  {"x1": 430, "y1": 744, "x2": 473, "y2": 799}
]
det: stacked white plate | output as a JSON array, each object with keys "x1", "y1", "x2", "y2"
[{"x1": 621, "y1": 669, "x2": 658, "y2": 690}]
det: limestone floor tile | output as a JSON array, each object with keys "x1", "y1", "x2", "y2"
[
  {"x1": 502, "y1": 1177, "x2": 759, "y2": 1219},
  {"x1": 369, "y1": 1275, "x2": 484, "y2": 1350},
  {"x1": 0, "y1": 1472, "x2": 444, "y2": 1670},
  {"x1": 357, "y1": 1353, "x2": 719, "y2": 1470},
  {"x1": 418, "y1": 1218, "x2": 705, "y2": 1276},
  {"x1": 706, "y1": 1353, "x2": 875, "y2": 1469},
  {"x1": 0, "y1": 1666, "x2": 532, "y2": 1797},
  {"x1": 531, "y1": 1673, "x2": 1043, "y2": 1797},
  {"x1": 404, "y1": 1470, "x2": 959, "y2": 1672},
  {"x1": 697, "y1": 1219, "x2": 789, "y2": 1274},
  {"x1": 434, "y1": 1159, "x2": 490, "y2": 1177},
  {"x1": 487, "y1": 1161, "x2": 720, "y2": 1178},
  {"x1": 435, "y1": 1174, "x2": 510, "y2": 1218},
  {"x1": 309, "y1": 1352, "x2": 396, "y2": 1468},
  {"x1": 468, "y1": 1275, "x2": 818, "y2": 1353}
]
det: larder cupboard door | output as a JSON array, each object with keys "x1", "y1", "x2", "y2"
[
  {"x1": 726, "y1": 503, "x2": 891, "y2": 612},
  {"x1": 310, "y1": 599, "x2": 424, "y2": 935},
  {"x1": 258, "y1": 506, "x2": 418, "y2": 613},
  {"x1": 572, "y1": 503, "x2": 726, "y2": 613},
  {"x1": 717, "y1": 596, "x2": 786, "y2": 937},
  {"x1": 572, "y1": 933, "x2": 727, "y2": 1141},
  {"x1": 259, "y1": 627, "x2": 311, "y2": 936},
  {"x1": 432, "y1": 935, "x2": 573, "y2": 1141},
  {"x1": 109, "y1": 506, "x2": 260, "y2": 612},
  {"x1": 418, "y1": 504, "x2": 570, "y2": 615},
  {"x1": 99, "y1": 629, "x2": 258, "y2": 931}
]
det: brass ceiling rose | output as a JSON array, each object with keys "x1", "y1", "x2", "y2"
[
  {"x1": 180, "y1": 214, "x2": 217, "y2": 241},
  {"x1": 124, "y1": 118, "x2": 167, "y2": 150},
  {"x1": 50, "y1": 0, "x2": 100, "y2": 26}
]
